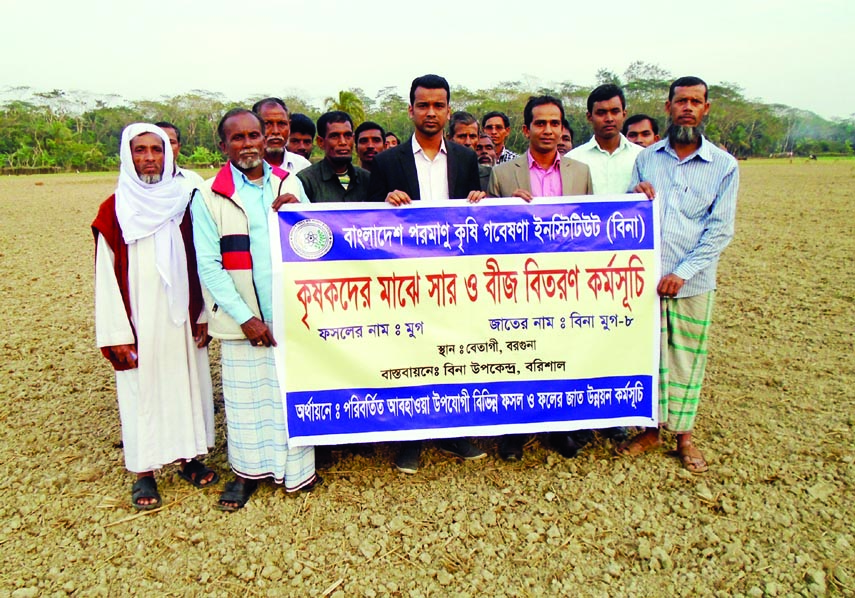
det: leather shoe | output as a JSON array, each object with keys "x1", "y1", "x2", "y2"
[
  {"x1": 439, "y1": 438, "x2": 487, "y2": 460},
  {"x1": 498, "y1": 435, "x2": 525, "y2": 461},
  {"x1": 548, "y1": 433, "x2": 582, "y2": 458},
  {"x1": 395, "y1": 441, "x2": 422, "y2": 474}
]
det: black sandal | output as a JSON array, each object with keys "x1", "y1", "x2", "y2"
[
  {"x1": 297, "y1": 473, "x2": 323, "y2": 493},
  {"x1": 178, "y1": 459, "x2": 220, "y2": 488},
  {"x1": 217, "y1": 478, "x2": 258, "y2": 512},
  {"x1": 131, "y1": 476, "x2": 162, "y2": 511}
]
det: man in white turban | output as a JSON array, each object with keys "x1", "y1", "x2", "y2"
[{"x1": 92, "y1": 123, "x2": 218, "y2": 510}]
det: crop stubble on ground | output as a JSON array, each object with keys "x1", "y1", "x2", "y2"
[{"x1": 0, "y1": 161, "x2": 852, "y2": 597}]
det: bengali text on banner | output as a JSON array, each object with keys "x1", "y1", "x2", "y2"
[{"x1": 269, "y1": 195, "x2": 660, "y2": 447}]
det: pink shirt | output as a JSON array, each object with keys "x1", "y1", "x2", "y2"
[{"x1": 527, "y1": 151, "x2": 562, "y2": 197}]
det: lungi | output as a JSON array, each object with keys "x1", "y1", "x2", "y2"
[
  {"x1": 659, "y1": 291, "x2": 715, "y2": 433},
  {"x1": 221, "y1": 339, "x2": 316, "y2": 490}
]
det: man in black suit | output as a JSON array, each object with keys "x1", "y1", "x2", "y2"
[
  {"x1": 368, "y1": 74, "x2": 483, "y2": 204},
  {"x1": 367, "y1": 74, "x2": 486, "y2": 473}
]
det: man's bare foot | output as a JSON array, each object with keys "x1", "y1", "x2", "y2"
[
  {"x1": 615, "y1": 428, "x2": 662, "y2": 457},
  {"x1": 677, "y1": 443, "x2": 708, "y2": 474}
]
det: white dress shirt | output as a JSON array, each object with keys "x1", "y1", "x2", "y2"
[
  {"x1": 412, "y1": 136, "x2": 449, "y2": 201},
  {"x1": 283, "y1": 151, "x2": 311, "y2": 174},
  {"x1": 175, "y1": 167, "x2": 206, "y2": 198},
  {"x1": 567, "y1": 134, "x2": 642, "y2": 195}
]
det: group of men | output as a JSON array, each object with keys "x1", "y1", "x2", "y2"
[{"x1": 94, "y1": 73, "x2": 738, "y2": 511}]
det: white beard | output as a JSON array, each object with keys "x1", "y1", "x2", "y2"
[{"x1": 236, "y1": 157, "x2": 262, "y2": 170}]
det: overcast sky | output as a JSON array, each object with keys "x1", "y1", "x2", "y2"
[{"x1": 2, "y1": 0, "x2": 852, "y2": 119}]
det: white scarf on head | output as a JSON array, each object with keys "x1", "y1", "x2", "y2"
[{"x1": 115, "y1": 123, "x2": 190, "y2": 326}]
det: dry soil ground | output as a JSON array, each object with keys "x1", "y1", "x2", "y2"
[{"x1": 0, "y1": 160, "x2": 853, "y2": 597}]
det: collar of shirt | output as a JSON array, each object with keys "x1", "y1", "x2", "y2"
[
  {"x1": 497, "y1": 147, "x2": 518, "y2": 164},
  {"x1": 412, "y1": 136, "x2": 447, "y2": 159},
  {"x1": 284, "y1": 150, "x2": 311, "y2": 172},
  {"x1": 584, "y1": 133, "x2": 636, "y2": 156},
  {"x1": 657, "y1": 135, "x2": 713, "y2": 164},
  {"x1": 319, "y1": 158, "x2": 358, "y2": 181},
  {"x1": 229, "y1": 160, "x2": 270, "y2": 192},
  {"x1": 526, "y1": 149, "x2": 561, "y2": 173}
]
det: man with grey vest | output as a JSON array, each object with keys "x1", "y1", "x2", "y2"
[{"x1": 192, "y1": 108, "x2": 320, "y2": 511}]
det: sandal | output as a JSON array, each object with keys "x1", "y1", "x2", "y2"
[
  {"x1": 678, "y1": 444, "x2": 709, "y2": 474},
  {"x1": 131, "y1": 476, "x2": 162, "y2": 511},
  {"x1": 615, "y1": 429, "x2": 662, "y2": 457},
  {"x1": 217, "y1": 478, "x2": 258, "y2": 512},
  {"x1": 296, "y1": 473, "x2": 323, "y2": 493},
  {"x1": 178, "y1": 459, "x2": 220, "y2": 488}
]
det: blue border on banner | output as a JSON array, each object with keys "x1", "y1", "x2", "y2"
[{"x1": 287, "y1": 375, "x2": 652, "y2": 441}]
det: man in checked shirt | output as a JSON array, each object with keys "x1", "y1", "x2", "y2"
[{"x1": 618, "y1": 76, "x2": 739, "y2": 474}]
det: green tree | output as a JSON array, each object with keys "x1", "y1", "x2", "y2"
[
  {"x1": 187, "y1": 146, "x2": 222, "y2": 166},
  {"x1": 595, "y1": 69, "x2": 622, "y2": 86},
  {"x1": 369, "y1": 87, "x2": 411, "y2": 140},
  {"x1": 2, "y1": 73, "x2": 852, "y2": 172},
  {"x1": 324, "y1": 90, "x2": 366, "y2": 126}
]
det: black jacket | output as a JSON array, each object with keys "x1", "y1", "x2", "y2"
[
  {"x1": 297, "y1": 159, "x2": 371, "y2": 203},
  {"x1": 367, "y1": 137, "x2": 481, "y2": 202}
]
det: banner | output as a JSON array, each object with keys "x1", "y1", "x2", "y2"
[{"x1": 270, "y1": 195, "x2": 660, "y2": 447}]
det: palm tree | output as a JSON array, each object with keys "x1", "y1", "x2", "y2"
[{"x1": 324, "y1": 90, "x2": 366, "y2": 126}]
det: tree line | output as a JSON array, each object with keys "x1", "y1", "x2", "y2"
[{"x1": 2, "y1": 62, "x2": 853, "y2": 173}]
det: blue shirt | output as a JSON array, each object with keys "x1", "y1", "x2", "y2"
[
  {"x1": 630, "y1": 136, "x2": 739, "y2": 298},
  {"x1": 191, "y1": 162, "x2": 276, "y2": 324}
]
